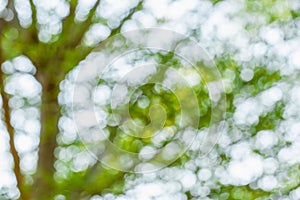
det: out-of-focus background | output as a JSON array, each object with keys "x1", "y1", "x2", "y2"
[{"x1": 1, "y1": 0, "x2": 300, "y2": 199}]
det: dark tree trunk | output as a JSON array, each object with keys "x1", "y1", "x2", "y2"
[{"x1": 32, "y1": 69, "x2": 61, "y2": 199}]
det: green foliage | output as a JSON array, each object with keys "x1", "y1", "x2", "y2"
[
  {"x1": 209, "y1": 186, "x2": 270, "y2": 200},
  {"x1": 209, "y1": 0, "x2": 224, "y2": 5},
  {"x1": 255, "y1": 100, "x2": 284, "y2": 132},
  {"x1": 245, "y1": 0, "x2": 292, "y2": 23}
]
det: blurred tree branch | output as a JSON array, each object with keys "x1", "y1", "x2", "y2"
[
  {"x1": 0, "y1": 56, "x2": 28, "y2": 200},
  {"x1": 0, "y1": 2, "x2": 29, "y2": 199}
]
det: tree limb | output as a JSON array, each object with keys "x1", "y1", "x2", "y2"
[
  {"x1": 0, "y1": 4, "x2": 28, "y2": 197},
  {"x1": 110, "y1": 0, "x2": 143, "y2": 36},
  {"x1": 27, "y1": 0, "x2": 38, "y2": 42},
  {"x1": 0, "y1": 56, "x2": 28, "y2": 200},
  {"x1": 55, "y1": 0, "x2": 143, "y2": 74},
  {"x1": 2, "y1": 0, "x2": 20, "y2": 28},
  {"x1": 28, "y1": 0, "x2": 37, "y2": 28},
  {"x1": 59, "y1": 0, "x2": 101, "y2": 49}
]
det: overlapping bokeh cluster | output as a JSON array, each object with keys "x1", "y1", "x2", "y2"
[{"x1": 1, "y1": 0, "x2": 300, "y2": 199}]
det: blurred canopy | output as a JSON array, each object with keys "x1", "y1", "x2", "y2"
[{"x1": 1, "y1": 0, "x2": 300, "y2": 200}]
